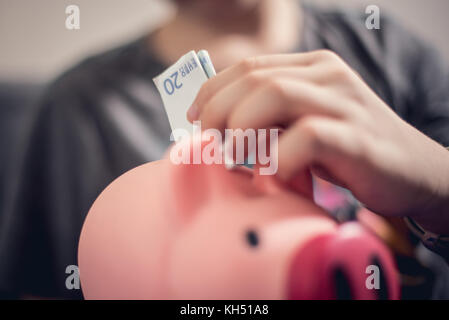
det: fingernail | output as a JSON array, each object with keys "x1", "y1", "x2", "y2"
[{"x1": 187, "y1": 103, "x2": 199, "y2": 122}]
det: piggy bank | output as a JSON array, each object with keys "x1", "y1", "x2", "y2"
[{"x1": 78, "y1": 135, "x2": 399, "y2": 299}]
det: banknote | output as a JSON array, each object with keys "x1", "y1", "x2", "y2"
[
  {"x1": 153, "y1": 50, "x2": 239, "y2": 169},
  {"x1": 153, "y1": 50, "x2": 215, "y2": 135}
]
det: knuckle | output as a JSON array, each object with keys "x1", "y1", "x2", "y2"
[
  {"x1": 321, "y1": 59, "x2": 353, "y2": 83},
  {"x1": 239, "y1": 56, "x2": 258, "y2": 73},
  {"x1": 316, "y1": 49, "x2": 340, "y2": 62},
  {"x1": 201, "y1": 106, "x2": 218, "y2": 128},
  {"x1": 300, "y1": 119, "x2": 320, "y2": 140},
  {"x1": 330, "y1": 65, "x2": 350, "y2": 80},
  {"x1": 227, "y1": 111, "x2": 246, "y2": 131},
  {"x1": 298, "y1": 118, "x2": 330, "y2": 154},
  {"x1": 345, "y1": 133, "x2": 368, "y2": 162},
  {"x1": 354, "y1": 131, "x2": 373, "y2": 159},
  {"x1": 266, "y1": 78, "x2": 288, "y2": 99},
  {"x1": 201, "y1": 99, "x2": 213, "y2": 118},
  {"x1": 244, "y1": 71, "x2": 265, "y2": 89},
  {"x1": 196, "y1": 81, "x2": 213, "y2": 107}
]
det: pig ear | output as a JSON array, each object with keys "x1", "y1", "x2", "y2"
[
  {"x1": 169, "y1": 160, "x2": 211, "y2": 225},
  {"x1": 164, "y1": 135, "x2": 211, "y2": 225}
]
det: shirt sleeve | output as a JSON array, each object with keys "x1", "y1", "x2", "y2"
[{"x1": 398, "y1": 25, "x2": 449, "y2": 147}]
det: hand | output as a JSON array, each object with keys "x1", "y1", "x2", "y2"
[{"x1": 187, "y1": 50, "x2": 449, "y2": 234}]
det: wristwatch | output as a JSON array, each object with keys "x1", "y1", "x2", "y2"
[
  {"x1": 404, "y1": 217, "x2": 449, "y2": 263},
  {"x1": 403, "y1": 146, "x2": 449, "y2": 262}
]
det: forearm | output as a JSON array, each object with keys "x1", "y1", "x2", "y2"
[{"x1": 410, "y1": 146, "x2": 449, "y2": 235}]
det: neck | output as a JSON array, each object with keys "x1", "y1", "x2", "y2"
[{"x1": 151, "y1": 0, "x2": 302, "y2": 71}]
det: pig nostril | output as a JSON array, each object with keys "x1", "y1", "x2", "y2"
[
  {"x1": 333, "y1": 266, "x2": 353, "y2": 300},
  {"x1": 245, "y1": 229, "x2": 259, "y2": 248},
  {"x1": 371, "y1": 256, "x2": 389, "y2": 300}
]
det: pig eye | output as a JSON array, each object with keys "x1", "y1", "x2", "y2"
[{"x1": 245, "y1": 229, "x2": 259, "y2": 248}]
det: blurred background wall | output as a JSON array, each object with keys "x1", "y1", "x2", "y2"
[{"x1": 1, "y1": 0, "x2": 448, "y2": 82}]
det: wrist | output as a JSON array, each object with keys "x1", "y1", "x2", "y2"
[
  {"x1": 408, "y1": 146, "x2": 449, "y2": 234},
  {"x1": 412, "y1": 203, "x2": 449, "y2": 235},
  {"x1": 404, "y1": 216, "x2": 449, "y2": 263}
]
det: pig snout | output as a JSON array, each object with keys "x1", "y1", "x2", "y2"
[{"x1": 287, "y1": 222, "x2": 399, "y2": 300}]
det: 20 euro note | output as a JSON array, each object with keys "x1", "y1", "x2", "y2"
[
  {"x1": 153, "y1": 50, "x2": 215, "y2": 136},
  {"x1": 153, "y1": 50, "x2": 236, "y2": 169}
]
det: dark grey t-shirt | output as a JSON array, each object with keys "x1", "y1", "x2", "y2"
[{"x1": 1, "y1": 4, "x2": 449, "y2": 298}]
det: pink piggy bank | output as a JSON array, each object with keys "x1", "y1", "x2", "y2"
[{"x1": 78, "y1": 135, "x2": 399, "y2": 299}]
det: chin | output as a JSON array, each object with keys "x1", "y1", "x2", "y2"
[{"x1": 175, "y1": 0, "x2": 261, "y2": 14}]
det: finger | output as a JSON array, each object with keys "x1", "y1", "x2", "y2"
[
  {"x1": 310, "y1": 164, "x2": 348, "y2": 188},
  {"x1": 276, "y1": 116, "x2": 365, "y2": 186},
  {"x1": 198, "y1": 65, "x2": 334, "y2": 128},
  {"x1": 189, "y1": 52, "x2": 327, "y2": 121},
  {"x1": 219, "y1": 78, "x2": 345, "y2": 133}
]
